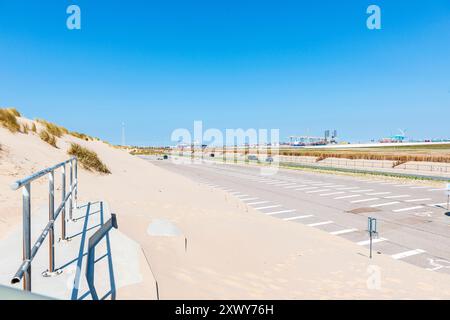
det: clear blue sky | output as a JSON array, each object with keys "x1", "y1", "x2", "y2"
[{"x1": 1, "y1": 0, "x2": 449, "y2": 145}]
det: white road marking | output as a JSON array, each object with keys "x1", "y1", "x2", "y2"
[
  {"x1": 240, "y1": 197, "x2": 259, "y2": 202},
  {"x1": 307, "y1": 221, "x2": 334, "y2": 227},
  {"x1": 350, "y1": 189, "x2": 373, "y2": 193},
  {"x1": 350, "y1": 198, "x2": 379, "y2": 203},
  {"x1": 284, "y1": 185, "x2": 305, "y2": 189},
  {"x1": 283, "y1": 215, "x2": 314, "y2": 221},
  {"x1": 366, "y1": 192, "x2": 391, "y2": 196},
  {"x1": 410, "y1": 186, "x2": 428, "y2": 189},
  {"x1": 295, "y1": 187, "x2": 319, "y2": 191},
  {"x1": 391, "y1": 249, "x2": 426, "y2": 260},
  {"x1": 405, "y1": 198, "x2": 432, "y2": 203},
  {"x1": 336, "y1": 187, "x2": 360, "y2": 191},
  {"x1": 272, "y1": 183, "x2": 296, "y2": 187},
  {"x1": 266, "y1": 209, "x2": 297, "y2": 215},
  {"x1": 330, "y1": 228, "x2": 358, "y2": 235},
  {"x1": 357, "y1": 238, "x2": 387, "y2": 246},
  {"x1": 320, "y1": 192, "x2": 345, "y2": 196},
  {"x1": 247, "y1": 201, "x2": 270, "y2": 205},
  {"x1": 254, "y1": 205, "x2": 283, "y2": 210},
  {"x1": 428, "y1": 203, "x2": 448, "y2": 208},
  {"x1": 335, "y1": 194, "x2": 361, "y2": 200},
  {"x1": 306, "y1": 189, "x2": 331, "y2": 194},
  {"x1": 384, "y1": 195, "x2": 411, "y2": 199},
  {"x1": 428, "y1": 188, "x2": 447, "y2": 191},
  {"x1": 229, "y1": 191, "x2": 242, "y2": 195},
  {"x1": 393, "y1": 206, "x2": 424, "y2": 212},
  {"x1": 370, "y1": 201, "x2": 400, "y2": 208},
  {"x1": 235, "y1": 194, "x2": 249, "y2": 198}
]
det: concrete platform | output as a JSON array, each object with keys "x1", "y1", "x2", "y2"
[{"x1": 0, "y1": 200, "x2": 158, "y2": 300}]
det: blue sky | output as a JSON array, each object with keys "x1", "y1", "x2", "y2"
[{"x1": 1, "y1": 0, "x2": 449, "y2": 145}]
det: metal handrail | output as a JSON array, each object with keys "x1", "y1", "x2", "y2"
[
  {"x1": 85, "y1": 214, "x2": 118, "y2": 300},
  {"x1": 10, "y1": 157, "x2": 78, "y2": 292}
]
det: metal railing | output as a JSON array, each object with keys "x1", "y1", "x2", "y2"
[
  {"x1": 86, "y1": 213, "x2": 118, "y2": 300},
  {"x1": 10, "y1": 157, "x2": 78, "y2": 291}
]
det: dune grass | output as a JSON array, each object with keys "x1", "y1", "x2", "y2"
[
  {"x1": 22, "y1": 123, "x2": 29, "y2": 134},
  {"x1": 39, "y1": 129, "x2": 58, "y2": 148},
  {"x1": 36, "y1": 119, "x2": 68, "y2": 137},
  {"x1": 0, "y1": 108, "x2": 21, "y2": 133},
  {"x1": 70, "y1": 131, "x2": 94, "y2": 141},
  {"x1": 31, "y1": 122, "x2": 37, "y2": 133},
  {"x1": 68, "y1": 143, "x2": 111, "y2": 174}
]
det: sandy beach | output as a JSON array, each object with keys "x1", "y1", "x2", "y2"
[{"x1": 2, "y1": 116, "x2": 450, "y2": 299}]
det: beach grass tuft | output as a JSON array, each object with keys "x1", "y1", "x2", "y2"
[
  {"x1": 68, "y1": 143, "x2": 111, "y2": 174},
  {"x1": 39, "y1": 129, "x2": 58, "y2": 148},
  {"x1": 0, "y1": 108, "x2": 21, "y2": 133},
  {"x1": 36, "y1": 119, "x2": 68, "y2": 137}
]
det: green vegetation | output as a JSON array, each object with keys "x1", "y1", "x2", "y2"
[
  {"x1": 31, "y1": 122, "x2": 37, "y2": 133},
  {"x1": 69, "y1": 131, "x2": 94, "y2": 141},
  {"x1": 277, "y1": 146, "x2": 450, "y2": 164},
  {"x1": 8, "y1": 108, "x2": 21, "y2": 117},
  {"x1": 22, "y1": 123, "x2": 29, "y2": 134},
  {"x1": 35, "y1": 119, "x2": 68, "y2": 137},
  {"x1": 39, "y1": 129, "x2": 58, "y2": 148},
  {"x1": 129, "y1": 146, "x2": 169, "y2": 156},
  {"x1": 0, "y1": 108, "x2": 21, "y2": 133},
  {"x1": 68, "y1": 143, "x2": 111, "y2": 174}
]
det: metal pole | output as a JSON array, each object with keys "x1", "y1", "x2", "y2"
[
  {"x1": 48, "y1": 171, "x2": 55, "y2": 273},
  {"x1": 23, "y1": 184, "x2": 31, "y2": 291},
  {"x1": 369, "y1": 231, "x2": 373, "y2": 259},
  {"x1": 61, "y1": 165, "x2": 66, "y2": 240},
  {"x1": 74, "y1": 158, "x2": 78, "y2": 209},
  {"x1": 69, "y1": 160, "x2": 73, "y2": 221}
]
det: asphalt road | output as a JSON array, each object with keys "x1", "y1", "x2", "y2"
[{"x1": 147, "y1": 157, "x2": 450, "y2": 275}]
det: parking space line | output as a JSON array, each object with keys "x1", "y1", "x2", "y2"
[
  {"x1": 306, "y1": 189, "x2": 331, "y2": 194},
  {"x1": 254, "y1": 205, "x2": 283, "y2": 210},
  {"x1": 283, "y1": 215, "x2": 314, "y2": 221},
  {"x1": 284, "y1": 185, "x2": 305, "y2": 189},
  {"x1": 240, "y1": 197, "x2": 259, "y2": 201},
  {"x1": 370, "y1": 201, "x2": 400, "y2": 208},
  {"x1": 320, "y1": 192, "x2": 345, "y2": 196},
  {"x1": 393, "y1": 206, "x2": 424, "y2": 212},
  {"x1": 336, "y1": 187, "x2": 360, "y2": 191},
  {"x1": 405, "y1": 198, "x2": 432, "y2": 203},
  {"x1": 428, "y1": 188, "x2": 446, "y2": 191},
  {"x1": 266, "y1": 209, "x2": 297, "y2": 215},
  {"x1": 247, "y1": 201, "x2": 270, "y2": 205},
  {"x1": 335, "y1": 194, "x2": 361, "y2": 200},
  {"x1": 330, "y1": 228, "x2": 358, "y2": 235},
  {"x1": 296, "y1": 187, "x2": 319, "y2": 191},
  {"x1": 429, "y1": 203, "x2": 448, "y2": 208},
  {"x1": 235, "y1": 194, "x2": 249, "y2": 198},
  {"x1": 350, "y1": 189, "x2": 373, "y2": 193},
  {"x1": 391, "y1": 249, "x2": 426, "y2": 260},
  {"x1": 384, "y1": 195, "x2": 411, "y2": 199},
  {"x1": 307, "y1": 221, "x2": 334, "y2": 227},
  {"x1": 351, "y1": 198, "x2": 379, "y2": 203},
  {"x1": 366, "y1": 192, "x2": 391, "y2": 196},
  {"x1": 357, "y1": 238, "x2": 387, "y2": 246}
]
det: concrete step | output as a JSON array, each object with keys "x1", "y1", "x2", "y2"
[{"x1": 0, "y1": 200, "x2": 157, "y2": 300}]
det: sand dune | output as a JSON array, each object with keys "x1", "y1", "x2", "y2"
[{"x1": 2, "y1": 117, "x2": 450, "y2": 299}]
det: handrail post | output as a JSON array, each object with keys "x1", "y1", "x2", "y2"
[
  {"x1": 48, "y1": 171, "x2": 55, "y2": 273},
  {"x1": 69, "y1": 160, "x2": 73, "y2": 221},
  {"x1": 74, "y1": 158, "x2": 78, "y2": 209},
  {"x1": 61, "y1": 165, "x2": 66, "y2": 240},
  {"x1": 23, "y1": 184, "x2": 31, "y2": 291}
]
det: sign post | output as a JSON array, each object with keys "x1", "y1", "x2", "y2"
[
  {"x1": 368, "y1": 217, "x2": 378, "y2": 259},
  {"x1": 446, "y1": 183, "x2": 450, "y2": 211}
]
